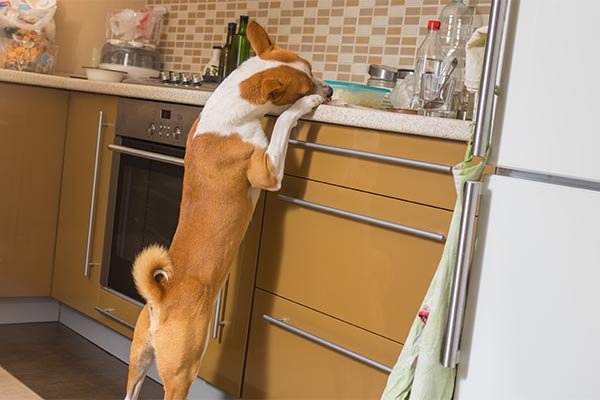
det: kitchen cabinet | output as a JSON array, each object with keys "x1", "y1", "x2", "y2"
[
  {"x1": 0, "y1": 83, "x2": 68, "y2": 297},
  {"x1": 243, "y1": 120, "x2": 466, "y2": 398},
  {"x1": 51, "y1": 92, "x2": 116, "y2": 316},
  {"x1": 244, "y1": 289, "x2": 402, "y2": 398}
]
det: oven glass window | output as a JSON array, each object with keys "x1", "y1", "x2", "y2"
[{"x1": 107, "y1": 139, "x2": 184, "y2": 303}]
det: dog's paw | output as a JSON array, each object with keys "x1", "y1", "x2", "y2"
[{"x1": 286, "y1": 94, "x2": 324, "y2": 116}]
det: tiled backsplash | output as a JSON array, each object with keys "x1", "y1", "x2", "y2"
[{"x1": 146, "y1": 0, "x2": 491, "y2": 83}]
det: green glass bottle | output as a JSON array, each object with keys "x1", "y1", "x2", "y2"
[
  {"x1": 230, "y1": 16, "x2": 250, "y2": 71},
  {"x1": 218, "y1": 22, "x2": 237, "y2": 80}
]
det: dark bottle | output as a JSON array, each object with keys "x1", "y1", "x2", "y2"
[
  {"x1": 218, "y1": 22, "x2": 237, "y2": 81},
  {"x1": 230, "y1": 16, "x2": 250, "y2": 72}
]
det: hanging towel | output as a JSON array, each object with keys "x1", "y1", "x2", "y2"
[
  {"x1": 464, "y1": 26, "x2": 488, "y2": 93},
  {"x1": 380, "y1": 125, "x2": 487, "y2": 400}
]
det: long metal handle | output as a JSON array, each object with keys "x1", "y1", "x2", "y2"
[
  {"x1": 473, "y1": 0, "x2": 509, "y2": 157},
  {"x1": 288, "y1": 139, "x2": 452, "y2": 174},
  {"x1": 441, "y1": 181, "x2": 482, "y2": 368},
  {"x1": 263, "y1": 314, "x2": 392, "y2": 374},
  {"x1": 108, "y1": 144, "x2": 184, "y2": 166},
  {"x1": 84, "y1": 112, "x2": 108, "y2": 277},
  {"x1": 94, "y1": 306, "x2": 135, "y2": 330},
  {"x1": 278, "y1": 194, "x2": 445, "y2": 242},
  {"x1": 212, "y1": 287, "x2": 224, "y2": 339}
]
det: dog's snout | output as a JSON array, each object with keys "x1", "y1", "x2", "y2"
[
  {"x1": 325, "y1": 85, "x2": 333, "y2": 98},
  {"x1": 313, "y1": 78, "x2": 333, "y2": 99}
]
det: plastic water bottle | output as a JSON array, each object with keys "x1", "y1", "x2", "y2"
[
  {"x1": 411, "y1": 20, "x2": 443, "y2": 108},
  {"x1": 439, "y1": 0, "x2": 473, "y2": 89}
]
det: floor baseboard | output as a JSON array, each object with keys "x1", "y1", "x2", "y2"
[{"x1": 0, "y1": 297, "x2": 59, "y2": 324}]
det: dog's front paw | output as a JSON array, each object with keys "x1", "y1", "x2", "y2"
[{"x1": 287, "y1": 94, "x2": 324, "y2": 116}]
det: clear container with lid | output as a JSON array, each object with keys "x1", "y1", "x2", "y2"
[{"x1": 367, "y1": 64, "x2": 398, "y2": 89}]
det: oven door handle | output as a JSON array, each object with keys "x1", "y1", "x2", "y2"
[{"x1": 108, "y1": 144, "x2": 185, "y2": 167}]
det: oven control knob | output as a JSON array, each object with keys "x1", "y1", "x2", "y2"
[
  {"x1": 173, "y1": 127, "x2": 182, "y2": 140},
  {"x1": 148, "y1": 123, "x2": 156, "y2": 136}
]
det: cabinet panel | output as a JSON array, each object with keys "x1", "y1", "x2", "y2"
[
  {"x1": 268, "y1": 119, "x2": 465, "y2": 210},
  {"x1": 52, "y1": 92, "x2": 117, "y2": 315},
  {"x1": 0, "y1": 83, "x2": 68, "y2": 297},
  {"x1": 256, "y1": 176, "x2": 451, "y2": 343},
  {"x1": 243, "y1": 289, "x2": 401, "y2": 399}
]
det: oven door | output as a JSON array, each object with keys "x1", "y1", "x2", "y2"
[{"x1": 101, "y1": 136, "x2": 185, "y2": 304}]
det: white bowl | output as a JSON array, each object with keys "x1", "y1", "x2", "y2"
[{"x1": 83, "y1": 66, "x2": 127, "y2": 82}]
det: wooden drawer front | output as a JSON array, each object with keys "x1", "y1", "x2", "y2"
[
  {"x1": 94, "y1": 288, "x2": 141, "y2": 338},
  {"x1": 256, "y1": 176, "x2": 451, "y2": 343},
  {"x1": 274, "y1": 119, "x2": 465, "y2": 210},
  {"x1": 243, "y1": 289, "x2": 401, "y2": 399}
]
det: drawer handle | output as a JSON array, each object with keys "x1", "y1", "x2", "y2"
[
  {"x1": 277, "y1": 195, "x2": 446, "y2": 242},
  {"x1": 263, "y1": 314, "x2": 392, "y2": 374},
  {"x1": 288, "y1": 138, "x2": 453, "y2": 174},
  {"x1": 94, "y1": 306, "x2": 135, "y2": 330}
]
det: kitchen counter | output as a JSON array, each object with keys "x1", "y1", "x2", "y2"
[{"x1": 0, "y1": 68, "x2": 471, "y2": 141}]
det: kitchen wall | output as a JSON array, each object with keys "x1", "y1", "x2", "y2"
[
  {"x1": 145, "y1": 0, "x2": 491, "y2": 83},
  {"x1": 55, "y1": 0, "x2": 146, "y2": 74}
]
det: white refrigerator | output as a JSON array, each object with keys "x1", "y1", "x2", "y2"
[{"x1": 453, "y1": 0, "x2": 600, "y2": 399}]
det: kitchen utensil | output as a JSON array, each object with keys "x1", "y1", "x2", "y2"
[{"x1": 82, "y1": 66, "x2": 127, "y2": 82}]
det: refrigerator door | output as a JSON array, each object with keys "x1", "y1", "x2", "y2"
[
  {"x1": 454, "y1": 175, "x2": 600, "y2": 400},
  {"x1": 490, "y1": 0, "x2": 600, "y2": 182}
]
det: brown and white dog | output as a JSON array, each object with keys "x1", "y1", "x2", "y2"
[{"x1": 124, "y1": 21, "x2": 332, "y2": 400}]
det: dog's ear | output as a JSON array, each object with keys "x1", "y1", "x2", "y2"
[
  {"x1": 247, "y1": 21, "x2": 275, "y2": 57},
  {"x1": 261, "y1": 78, "x2": 286, "y2": 102}
]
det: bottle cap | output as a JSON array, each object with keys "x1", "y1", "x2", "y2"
[
  {"x1": 427, "y1": 20, "x2": 441, "y2": 30},
  {"x1": 228, "y1": 22, "x2": 237, "y2": 30},
  {"x1": 240, "y1": 15, "x2": 249, "y2": 23}
]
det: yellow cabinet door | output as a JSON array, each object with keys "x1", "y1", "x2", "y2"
[
  {"x1": 256, "y1": 175, "x2": 452, "y2": 344},
  {"x1": 265, "y1": 118, "x2": 466, "y2": 210},
  {"x1": 52, "y1": 92, "x2": 117, "y2": 316},
  {"x1": 0, "y1": 83, "x2": 68, "y2": 297},
  {"x1": 243, "y1": 289, "x2": 401, "y2": 399}
]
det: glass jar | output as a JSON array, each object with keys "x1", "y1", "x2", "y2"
[{"x1": 367, "y1": 64, "x2": 398, "y2": 88}]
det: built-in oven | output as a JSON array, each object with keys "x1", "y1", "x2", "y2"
[{"x1": 101, "y1": 98, "x2": 201, "y2": 304}]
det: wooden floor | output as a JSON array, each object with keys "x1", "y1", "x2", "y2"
[{"x1": 0, "y1": 322, "x2": 164, "y2": 399}]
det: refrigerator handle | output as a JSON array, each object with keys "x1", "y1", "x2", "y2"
[
  {"x1": 473, "y1": 0, "x2": 509, "y2": 157},
  {"x1": 441, "y1": 181, "x2": 482, "y2": 368}
]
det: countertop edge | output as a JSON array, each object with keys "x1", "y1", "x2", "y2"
[{"x1": 0, "y1": 69, "x2": 471, "y2": 142}]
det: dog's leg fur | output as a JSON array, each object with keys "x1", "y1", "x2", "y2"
[
  {"x1": 125, "y1": 306, "x2": 155, "y2": 400},
  {"x1": 263, "y1": 94, "x2": 324, "y2": 190}
]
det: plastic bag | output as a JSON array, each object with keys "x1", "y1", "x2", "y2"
[
  {"x1": 107, "y1": 7, "x2": 167, "y2": 45},
  {"x1": 389, "y1": 73, "x2": 416, "y2": 109},
  {"x1": 0, "y1": 2, "x2": 57, "y2": 73}
]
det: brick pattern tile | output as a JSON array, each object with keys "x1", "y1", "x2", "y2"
[{"x1": 146, "y1": 0, "x2": 491, "y2": 82}]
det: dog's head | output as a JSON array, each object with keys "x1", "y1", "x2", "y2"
[{"x1": 236, "y1": 21, "x2": 333, "y2": 106}]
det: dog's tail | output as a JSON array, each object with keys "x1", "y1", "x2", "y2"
[{"x1": 132, "y1": 244, "x2": 174, "y2": 305}]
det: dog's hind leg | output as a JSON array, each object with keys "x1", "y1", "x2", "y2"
[
  {"x1": 125, "y1": 306, "x2": 156, "y2": 400},
  {"x1": 154, "y1": 315, "x2": 211, "y2": 400}
]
